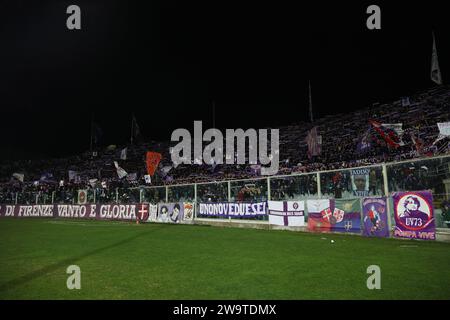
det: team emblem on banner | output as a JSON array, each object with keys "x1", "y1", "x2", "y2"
[
  {"x1": 183, "y1": 203, "x2": 194, "y2": 221},
  {"x1": 307, "y1": 199, "x2": 361, "y2": 234},
  {"x1": 78, "y1": 190, "x2": 87, "y2": 205},
  {"x1": 393, "y1": 191, "x2": 435, "y2": 240},
  {"x1": 268, "y1": 201, "x2": 305, "y2": 227},
  {"x1": 137, "y1": 204, "x2": 149, "y2": 222}
]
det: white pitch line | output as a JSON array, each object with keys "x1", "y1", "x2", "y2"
[{"x1": 44, "y1": 220, "x2": 134, "y2": 227}]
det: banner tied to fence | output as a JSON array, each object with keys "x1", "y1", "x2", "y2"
[
  {"x1": 393, "y1": 191, "x2": 435, "y2": 240},
  {"x1": 267, "y1": 201, "x2": 305, "y2": 226},
  {"x1": 198, "y1": 202, "x2": 267, "y2": 218},
  {"x1": 307, "y1": 198, "x2": 361, "y2": 234},
  {"x1": 0, "y1": 204, "x2": 146, "y2": 221},
  {"x1": 362, "y1": 197, "x2": 389, "y2": 238}
]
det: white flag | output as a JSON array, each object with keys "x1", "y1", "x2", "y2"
[
  {"x1": 113, "y1": 161, "x2": 128, "y2": 179},
  {"x1": 120, "y1": 148, "x2": 127, "y2": 160},
  {"x1": 89, "y1": 179, "x2": 98, "y2": 188},
  {"x1": 12, "y1": 173, "x2": 24, "y2": 182},
  {"x1": 433, "y1": 122, "x2": 450, "y2": 145},
  {"x1": 268, "y1": 201, "x2": 305, "y2": 227},
  {"x1": 381, "y1": 123, "x2": 405, "y2": 146},
  {"x1": 144, "y1": 174, "x2": 152, "y2": 184},
  {"x1": 431, "y1": 32, "x2": 442, "y2": 85}
]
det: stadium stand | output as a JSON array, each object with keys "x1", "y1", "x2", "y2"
[{"x1": 0, "y1": 86, "x2": 449, "y2": 206}]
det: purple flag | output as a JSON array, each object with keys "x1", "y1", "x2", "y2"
[
  {"x1": 393, "y1": 191, "x2": 435, "y2": 240},
  {"x1": 362, "y1": 197, "x2": 389, "y2": 237}
]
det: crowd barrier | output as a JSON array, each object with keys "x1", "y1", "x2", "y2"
[
  {"x1": 1, "y1": 154, "x2": 450, "y2": 230},
  {"x1": 0, "y1": 190, "x2": 447, "y2": 242}
]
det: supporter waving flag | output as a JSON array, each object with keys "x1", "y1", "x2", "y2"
[
  {"x1": 369, "y1": 120, "x2": 403, "y2": 149},
  {"x1": 146, "y1": 151, "x2": 162, "y2": 176}
]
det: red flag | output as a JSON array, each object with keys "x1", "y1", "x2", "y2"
[
  {"x1": 307, "y1": 215, "x2": 331, "y2": 233},
  {"x1": 146, "y1": 152, "x2": 162, "y2": 176},
  {"x1": 369, "y1": 120, "x2": 400, "y2": 149}
]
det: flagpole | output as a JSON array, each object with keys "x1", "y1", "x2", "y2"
[
  {"x1": 308, "y1": 80, "x2": 314, "y2": 123},
  {"x1": 90, "y1": 113, "x2": 94, "y2": 152},
  {"x1": 212, "y1": 100, "x2": 216, "y2": 128},
  {"x1": 431, "y1": 30, "x2": 443, "y2": 85},
  {"x1": 130, "y1": 113, "x2": 134, "y2": 145}
]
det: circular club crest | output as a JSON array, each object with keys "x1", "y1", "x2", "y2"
[
  {"x1": 293, "y1": 202, "x2": 299, "y2": 210},
  {"x1": 78, "y1": 190, "x2": 86, "y2": 204},
  {"x1": 395, "y1": 193, "x2": 432, "y2": 231}
]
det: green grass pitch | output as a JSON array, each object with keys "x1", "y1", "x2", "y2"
[{"x1": 0, "y1": 218, "x2": 450, "y2": 300}]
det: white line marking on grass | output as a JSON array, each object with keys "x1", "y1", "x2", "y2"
[
  {"x1": 399, "y1": 245, "x2": 419, "y2": 248},
  {"x1": 45, "y1": 220, "x2": 133, "y2": 227}
]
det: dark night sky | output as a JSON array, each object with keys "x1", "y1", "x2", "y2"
[{"x1": 0, "y1": 1, "x2": 449, "y2": 160}]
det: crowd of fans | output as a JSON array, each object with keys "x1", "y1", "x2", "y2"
[{"x1": 1, "y1": 85, "x2": 449, "y2": 204}]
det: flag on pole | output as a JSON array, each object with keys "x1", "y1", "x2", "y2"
[
  {"x1": 120, "y1": 148, "x2": 127, "y2": 160},
  {"x1": 88, "y1": 179, "x2": 98, "y2": 188},
  {"x1": 410, "y1": 132, "x2": 425, "y2": 154},
  {"x1": 369, "y1": 120, "x2": 403, "y2": 148},
  {"x1": 92, "y1": 122, "x2": 103, "y2": 145},
  {"x1": 308, "y1": 80, "x2": 314, "y2": 123},
  {"x1": 381, "y1": 123, "x2": 405, "y2": 146},
  {"x1": 431, "y1": 32, "x2": 443, "y2": 85},
  {"x1": 114, "y1": 161, "x2": 128, "y2": 179},
  {"x1": 131, "y1": 114, "x2": 141, "y2": 144},
  {"x1": 12, "y1": 173, "x2": 24, "y2": 182},
  {"x1": 305, "y1": 126, "x2": 321, "y2": 158},
  {"x1": 146, "y1": 151, "x2": 162, "y2": 176},
  {"x1": 433, "y1": 122, "x2": 450, "y2": 145},
  {"x1": 356, "y1": 126, "x2": 372, "y2": 153}
]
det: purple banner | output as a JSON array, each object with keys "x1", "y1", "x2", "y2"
[
  {"x1": 0, "y1": 204, "x2": 149, "y2": 222},
  {"x1": 362, "y1": 197, "x2": 390, "y2": 237},
  {"x1": 198, "y1": 202, "x2": 267, "y2": 218},
  {"x1": 393, "y1": 191, "x2": 436, "y2": 240}
]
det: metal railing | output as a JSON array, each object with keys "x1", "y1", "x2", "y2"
[{"x1": 2, "y1": 154, "x2": 449, "y2": 227}]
